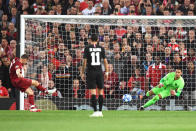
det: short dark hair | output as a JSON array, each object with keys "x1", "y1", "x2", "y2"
[
  {"x1": 21, "y1": 54, "x2": 29, "y2": 60},
  {"x1": 175, "y1": 65, "x2": 183, "y2": 72},
  {"x1": 91, "y1": 34, "x2": 98, "y2": 42}
]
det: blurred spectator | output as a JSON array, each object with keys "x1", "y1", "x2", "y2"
[
  {"x1": 185, "y1": 29, "x2": 196, "y2": 50},
  {"x1": 183, "y1": 61, "x2": 196, "y2": 98},
  {"x1": 122, "y1": 55, "x2": 139, "y2": 82},
  {"x1": 7, "y1": 40, "x2": 16, "y2": 60},
  {"x1": 7, "y1": 22, "x2": 17, "y2": 40},
  {"x1": 38, "y1": 65, "x2": 52, "y2": 89},
  {"x1": 101, "y1": 0, "x2": 113, "y2": 15},
  {"x1": 168, "y1": 36, "x2": 179, "y2": 52},
  {"x1": 55, "y1": 43, "x2": 67, "y2": 63},
  {"x1": 179, "y1": 41, "x2": 187, "y2": 61},
  {"x1": 1, "y1": 56, "x2": 14, "y2": 97},
  {"x1": 171, "y1": 52, "x2": 185, "y2": 71},
  {"x1": 142, "y1": 53, "x2": 154, "y2": 72},
  {"x1": 54, "y1": 55, "x2": 77, "y2": 97},
  {"x1": 1, "y1": 38, "x2": 9, "y2": 56},
  {"x1": 73, "y1": 79, "x2": 80, "y2": 99},
  {"x1": 82, "y1": 0, "x2": 95, "y2": 15},
  {"x1": 0, "y1": 14, "x2": 9, "y2": 29},
  {"x1": 80, "y1": 0, "x2": 89, "y2": 12},
  {"x1": 110, "y1": 43, "x2": 123, "y2": 79},
  {"x1": 146, "y1": 52, "x2": 166, "y2": 88},
  {"x1": 116, "y1": 80, "x2": 129, "y2": 98},
  {"x1": 128, "y1": 67, "x2": 145, "y2": 99},
  {"x1": 19, "y1": 0, "x2": 34, "y2": 14},
  {"x1": 178, "y1": 0, "x2": 190, "y2": 15},
  {"x1": 0, "y1": 28, "x2": 11, "y2": 43},
  {"x1": 39, "y1": 80, "x2": 63, "y2": 98},
  {"x1": 104, "y1": 64, "x2": 119, "y2": 98},
  {"x1": 10, "y1": 7, "x2": 18, "y2": 26},
  {"x1": 163, "y1": 47, "x2": 172, "y2": 65},
  {"x1": 72, "y1": 49, "x2": 83, "y2": 66},
  {"x1": 34, "y1": 51, "x2": 48, "y2": 69},
  {"x1": 184, "y1": 48, "x2": 196, "y2": 62},
  {"x1": 0, "y1": 79, "x2": 9, "y2": 98}
]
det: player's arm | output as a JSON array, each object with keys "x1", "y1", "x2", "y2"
[
  {"x1": 104, "y1": 58, "x2": 108, "y2": 73},
  {"x1": 81, "y1": 59, "x2": 87, "y2": 75},
  {"x1": 103, "y1": 58, "x2": 109, "y2": 80},
  {"x1": 16, "y1": 68, "x2": 23, "y2": 78},
  {"x1": 175, "y1": 81, "x2": 184, "y2": 97}
]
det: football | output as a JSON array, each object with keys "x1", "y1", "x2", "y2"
[{"x1": 122, "y1": 94, "x2": 132, "y2": 102}]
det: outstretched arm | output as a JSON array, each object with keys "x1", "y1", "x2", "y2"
[{"x1": 175, "y1": 83, "x2": 184, "y2": 97}]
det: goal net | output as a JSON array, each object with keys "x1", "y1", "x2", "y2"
[{"x1": 20, "y1": 15, "x2": 196, "y2": 111}]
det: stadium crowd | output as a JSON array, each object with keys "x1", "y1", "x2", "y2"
[{"x1": 0, "y1": 0, "x2": 195, "y2": 100}]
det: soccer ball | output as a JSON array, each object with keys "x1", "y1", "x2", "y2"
[{"x1": 122, "y1": 94, "x2": 132, "y2": 102}]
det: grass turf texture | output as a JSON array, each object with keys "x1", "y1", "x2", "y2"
[{"x1": 1, "y1": 111, "x2": 196, "y2": 131}]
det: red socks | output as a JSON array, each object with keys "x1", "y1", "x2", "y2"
[
  {"x1": 36, "y1": 84, "x2": 45, "y2": 92},
  {"x1": 28, "y1": 95, "x2": 35, "y2": 105}
]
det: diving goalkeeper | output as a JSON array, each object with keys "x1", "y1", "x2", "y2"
[{"x1": 140, "y1": 67, "x2": 184, "y2": 110}]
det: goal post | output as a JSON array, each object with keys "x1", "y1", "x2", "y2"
[{"x1": 20, "y1": 15, "x2": 196, "y2": 111}]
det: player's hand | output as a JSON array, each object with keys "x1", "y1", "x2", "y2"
[{"x1": 170, "y1": 90, "x2": 176, "y2": 96}]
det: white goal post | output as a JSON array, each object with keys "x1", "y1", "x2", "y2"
[{"x1": 20, "y1": 15, "x2": 196, "y2": 111}]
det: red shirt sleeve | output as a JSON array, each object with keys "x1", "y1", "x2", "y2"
[{"x1": 2, "y1": 87, "x2": 9, "y2": 96}]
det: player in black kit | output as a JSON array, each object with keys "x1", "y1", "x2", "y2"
[{"x1": 81, "y1": 34, "x2": 109, "y2": 117}]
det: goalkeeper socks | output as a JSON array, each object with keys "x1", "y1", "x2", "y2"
[
  {"x1": 98, "y1": 95, "x2": 103, "y2": 111},
  {"x1": 28, "y1": 95, "x2": 35, "y2": 105},
  {"x1": 36, "y1": 84, "x2": 45, "y2": 92},
  {"x1": 143, "y1": 95, "x2": 159, "y2": 108},
  {"x1": 91, "y1": 95, "x2": 97, "y2": 112}
]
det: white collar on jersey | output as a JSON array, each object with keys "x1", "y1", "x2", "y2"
[{"x1": 152, "y1": 63, "x2": 163, "y2": 69}]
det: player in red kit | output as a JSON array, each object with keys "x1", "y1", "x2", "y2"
[{"x1": 10, "y1": 54, "x2": 48, "y2": 112}]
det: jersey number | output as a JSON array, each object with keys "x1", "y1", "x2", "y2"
[{"x1": 91, "y1": 52, "x2": 100, "y2": 65}]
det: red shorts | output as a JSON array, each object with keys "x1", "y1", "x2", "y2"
[{"x1": 11, "y1": 78, "x2": 32, "y2": 92}]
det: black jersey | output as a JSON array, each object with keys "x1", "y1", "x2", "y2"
[{"x1": 83, "y1": 44, "x2": 105, "y2": 71}]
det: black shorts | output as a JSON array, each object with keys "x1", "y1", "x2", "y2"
[{"x1": 86, "y1": 70, "x2": 104, "y2": 89}]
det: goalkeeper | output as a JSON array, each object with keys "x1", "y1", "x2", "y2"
[{"x1": 140, "y1": 67, "x2": 184, "y2": 110}]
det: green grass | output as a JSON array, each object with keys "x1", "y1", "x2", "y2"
[{"x1": 1, "y1": 111, "x2": 196, "y2": 131}]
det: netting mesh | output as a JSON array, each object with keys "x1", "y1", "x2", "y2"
[{"x1": 22, "y1": 16, "x2": 196, "y2": 110}]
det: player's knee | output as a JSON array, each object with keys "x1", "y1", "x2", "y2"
[
  {"x1": 153, "y1": 95, "x2": 160, "y2": 101},
  {"x1": 27, "y1": 88, "x2": 34, "y2": 95},
  {"x1": 32, "y1": 80, "x2": 39, "y2": 86}
]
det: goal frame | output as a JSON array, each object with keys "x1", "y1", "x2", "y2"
[{"x1": 20, "y1": 15, "x2": 196, "y2": 110}]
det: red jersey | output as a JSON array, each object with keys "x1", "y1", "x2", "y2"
[
  {"x1": 0, "y1": 86, "x2": 9, "y2": 96},
  {"x1": 104, "y1": 72, "x2": 119, "y2": 93},
  {"x1": 128, "y1": 76, "x2": 145, "y2": 91},
  {"x1": 168, "y1": 42, "x2": 179, "y2": 51},
  {"x1": 9, "y1": 57, "x2": 24, "y2": 80},
  {"x1": 146, "y1": 63, "x2": 166, "y2": 87}
]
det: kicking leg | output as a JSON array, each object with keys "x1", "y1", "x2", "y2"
[{"x1": 31, "y1": 80, "x2": 46, "y2": 92}]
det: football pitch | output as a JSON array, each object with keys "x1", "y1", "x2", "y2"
[{"x1": 1, "y1": 110, "x2": 196, "y2": 131}]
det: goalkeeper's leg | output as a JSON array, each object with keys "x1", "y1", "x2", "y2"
[
  {"x1": 143, "y1": 94, "x2": 161, "y2": 108},
  {"x1": 141, "y1": 89, "x2": 170, "y2": 110}
]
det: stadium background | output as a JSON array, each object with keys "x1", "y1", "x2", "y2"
[{"x1": 0, "y1": 0, "x2": 196, "y2": 111}]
